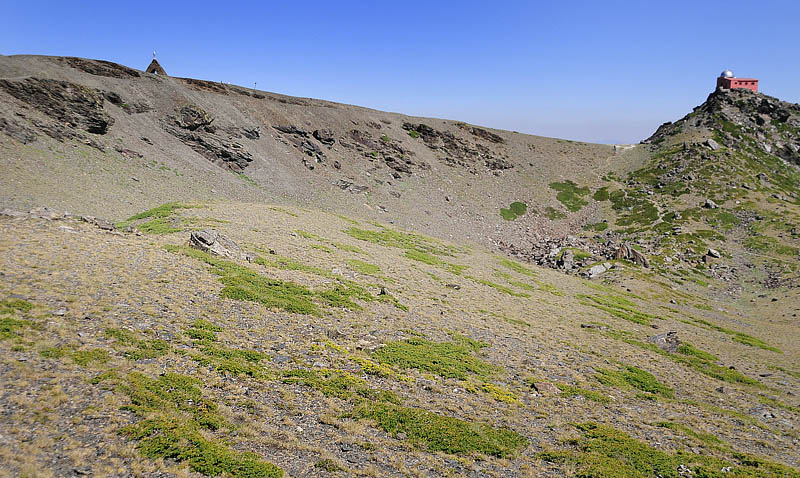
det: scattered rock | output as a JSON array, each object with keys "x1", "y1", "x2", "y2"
[{"x1": 335, "y1": 179, "x2": 368, "y2": 194}]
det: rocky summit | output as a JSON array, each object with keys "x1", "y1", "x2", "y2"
[{"x1": 0, "y1": 55, "x2": 798, "y2": 478}]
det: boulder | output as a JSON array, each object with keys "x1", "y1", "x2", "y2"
[
  {"x1": 613, "y1": 244, "x2": 649, "y2": 268},
  {"x1": 705, "y1": 138, "x2": 721, "y2": 150},
  {"x1": 189, "y1": 230, "x2": 252, "y2": 260},
  {"x1": 707, "y1": 248, "x2": 721, "y2": 259},
  {"x1": 648, "y1": 331, "x2": 680, "y2": 353},
  {"x1": 704, "y1": 198, "x2": 719, "y2": 209},
  {"x1": 587, "y1": 263, "x2": 607, "y2": 278}
]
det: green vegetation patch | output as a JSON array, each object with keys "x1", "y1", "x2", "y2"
[
  {"x1": 116, "y1": 202, "x2": 197, "y2": 232},
  {"x1": 281, "y1": 369, "x2": 398, "y2": 403},
  {"x1": 184, "y1": 320, "x2": 269, "y2": 378},
  {"x1": 596, "y1": 366, "x2": 674, "y2": 398},
  {"x1": 599, "y1": 327, "x2": 762, "y2": 387},
  {"x1": 344, "y1": 226, "x2": 460, "y2": 256},
  {"x1": 97, "y1": 372, "x2": 283, "y2": 477},
  {"x1": 655, "y1": 421, "x2": 724, "y2": 448},
  {"x1": 578, "y1": 294, "x2": 658, "y2": 325},
  {"x1": 498, "y1": 258, "x2": 537, "y2": 278},
  {"x1": 556, "y1": 384, "x2": 611, "y2": 403},
  {"x1": 583, "y1": 221, "x2": 609, "y2": 232},
  {"x1": 105, "y1": 328, "x2": 171, "y2": 360},
  {"x1": 592, "y1": 187, "x2": 610, "y2": 201},
  {"x1": 39, "y1": 345, "x2": 110, "y2": 367},
  {"x1": 373, "y1": 334, "x2": 497, "y2": 380},
  {"x1": 538, "y1": 422, "x2": 797, "y2": 478},
  {"x1": 500, "y1": 201, "x2": 528, "y2": 220},
  {"x1": 0, "y1": 298, "x2": 33, "y2": 314},
  {"x1": 688, "y1": 318, "x2": 780, "y2": 353},
  {"x1": 346, "y1": 258, "x2": 381, "y2": 275},
  {"x1": 550, "y1": 181, "x2": 590, "y2": 212},
  {"x1": 404, "y1": 250, "x2": 469, "y2": 275},
  {"x1": 468, "y1": 276, "x2": 530, "y2": 297},
  {"x1": 351, "y1": 402, "x2": 528, "y2": 458},
  {"x1": 168, "y1": 246, "x2": 375, "y2": 315},
  {"x1": 744, "y1": 235, "x2": 798, "y2": 256}
]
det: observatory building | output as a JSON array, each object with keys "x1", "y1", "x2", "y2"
[{"x1": 716, "y1": 70, "x2": 758, "y2": 92}]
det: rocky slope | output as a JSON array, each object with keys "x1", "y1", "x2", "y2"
[{"x1": 0, "y1": 55, "x2": 798, "y2": 478}]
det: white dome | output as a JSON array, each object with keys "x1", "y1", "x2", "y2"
[{"x1": 720, "y1": 70, "x2": 734, "y2": 78}]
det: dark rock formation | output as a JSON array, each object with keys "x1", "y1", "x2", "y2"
[
  {"x1": 335, "y1": 179, "x2": 368, "y2": 194},
  {"x1": 165, "y1": 125, "x2": 253, "y2": 172},
  {"x1": 467, "y1": 126, "x2": 504, "y2": 144},
  {"x1": 313, "y1": 129, "x2": 335, "y2": 145},
  {"x1": 243, "y1": 127, "x2": 260, "y2": 139},
  {"x1": 273, "y1": 125, "x2": 308, "y2": 136},
  {"x1": 0, "y1": 78, "x2": 113, "y2": 134},
  {"x1": 403, "y1": 122, "x2": 511, "y2": 173},
  {"x1": 57, "y1": 57, "x2": 140, "y2": 78},
  {"x1": 0, "y1": 117, "x2": 37, "y2": 143},
  {"x1": 174, "y1": 104, "x2": 213, "y2": 130}
]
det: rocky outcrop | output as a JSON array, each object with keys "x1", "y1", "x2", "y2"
[
  {"x1": 614, "y1": 244, "x2": 650, "y2": 268},
  {"x1": 313, "y1": 129, "x2": 335, "y2": 145},
  {"x1": 272, "y1": 125, "x2": 326, "y2": 169},
  {"x1": 166, "y1": 125, "x2": 253, "y2": 172},
  {"x1": 57, "y1": 57, "x2": 141, "y2": 78},
  {"x1": 0, "y1": 117, "x2": 37, "y2": 144},
  {"x1": 0, "y1": 78, "x2": 113, "y2": 134},
  {"x1": 335, "y1": 179, "x2": 369, "y2": 194},
  {"x1": 464, "y1": 125, "x2": 505, "y2": 144},
  {"x1": 189, "y1": 230, "x2": 254, "y2": 261},
  {"x1": 403, "y1": 122, "x2": 511, "y2": 174},
  {"x1": 175, "y1": 104, "x2": 213, "y2": 131}
]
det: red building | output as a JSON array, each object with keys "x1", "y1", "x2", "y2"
[{"x1": 717, "y1": 70, "x2": 758, "y2": 92}]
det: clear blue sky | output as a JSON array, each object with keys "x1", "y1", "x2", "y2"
[{"x1": 2, "y1": 1, "x2": 798, "y2": 143}]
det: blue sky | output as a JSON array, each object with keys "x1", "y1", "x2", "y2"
[{"x1": 2, "y1": 1, "x2": 797, "y2": 143}]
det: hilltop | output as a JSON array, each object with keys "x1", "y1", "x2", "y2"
[{"x1": 0, "y1": 55, "x2": 798, "y2": 478}]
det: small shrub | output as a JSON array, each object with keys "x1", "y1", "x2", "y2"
[{"x1": 500, "y1": 201, "x2": 527, "y2": 220}]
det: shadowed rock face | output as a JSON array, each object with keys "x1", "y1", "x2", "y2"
[
  {"x1": 0, "y1": 78, "x2": 113, "y2": 134},
  {"x1": 57, "y1": 57, "x2": 141, "y2": 79}
]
